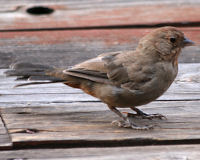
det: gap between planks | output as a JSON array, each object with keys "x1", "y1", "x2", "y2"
[{"x1": 0, "y1": 114, "x2": 12, "y2": 150}]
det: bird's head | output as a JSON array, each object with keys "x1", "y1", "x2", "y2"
[{"x1": 138, "y1": 26, "x2": 195, "y2": 62}]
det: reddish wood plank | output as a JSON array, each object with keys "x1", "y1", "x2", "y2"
[
  {"x1": 0, "y1": 28, "x2": 199, "y2": 45},
  {"x1": 0, "y1": 28, "x2": 199, "y2": 68},
  {"x1": 0, "y1": 2, "x2": 199, "y2": 30}
]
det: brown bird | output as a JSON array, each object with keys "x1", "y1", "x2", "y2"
[{"x1": 5, "y1": 26, "x2": 194, "y2": 130}]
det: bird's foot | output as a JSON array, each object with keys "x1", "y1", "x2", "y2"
[
  {"x1": 140, "y1": 113, "x2": 167, "y2": 120},
  {"x1": 128, "y1": 108, "x2": 167, "y2": 120},
  {"x1": 128, "y1": 112, "x2": 166, "y2": 120},
  {"x1": 112, "y1": 117, "x2": 154, "y2": 130}
]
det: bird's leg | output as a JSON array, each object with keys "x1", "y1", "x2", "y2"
[
  {"x1": 130, "y1": 107, "x2": 166, "y2": 120},
  {"x1": 107, "y1": 105, "x2": 153, "y2": 130}
]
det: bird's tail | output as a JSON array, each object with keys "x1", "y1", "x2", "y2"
[{"x1": 4, "y1": 62, "x2": 65, "y2": 87}]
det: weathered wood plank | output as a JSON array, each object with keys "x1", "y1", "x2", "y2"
[
  {"x1": 0, "y1": 115, "x2": 12, "y2": 149},
  {"x1": 0, "y1": 28, "x2": 199, "y2": 68},
  {"x1": 0, "y1": 1, "x2": 199, "y2": 30},
  {"x1": 1, "y1": 144, "x2": 200, "y2": 159},
  {"x1": 1, "y1": 100, "x2": 200, "y2": 148}
]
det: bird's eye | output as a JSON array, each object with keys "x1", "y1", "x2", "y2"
[{"x1": 170, "y1": 37, "x2": 176, "y2": 43}]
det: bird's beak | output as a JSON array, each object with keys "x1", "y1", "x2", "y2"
[{"x1": 182, "y1": 37, "x2": 195, "y2": 47}]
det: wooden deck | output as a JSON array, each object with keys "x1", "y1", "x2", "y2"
[{"x1": 0, "y1": 0, "x2": 200, "y2": 159}]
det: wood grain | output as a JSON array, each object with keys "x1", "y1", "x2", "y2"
[
  {"x1": 1, "y1": 145, "x2": 200, "y2": 159},
  {"x1": 0, "y1": 0, "x2": 200, "y2": 158}
]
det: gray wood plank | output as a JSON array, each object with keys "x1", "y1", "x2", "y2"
[
  {"x1": 1, "y1": 63, "x2": 200, "y2": 107},
  {"x1": 1, "y1": 144, "x2": 200, "y2": 160}
]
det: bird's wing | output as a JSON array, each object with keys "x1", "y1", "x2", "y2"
[
  {"x1": 63, "y1": 52, "x2": 120, "y2": 85},
  {"x1": 64, "y1": 51, "x2": 154, "y2": 92}
]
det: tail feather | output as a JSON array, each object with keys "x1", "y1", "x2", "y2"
[
  {"x1": 5, "y1": 62, "x2": 65, "y2": 87},
  {"x1": 14, "y1": 81, "x2": 64, "y2": 87}
]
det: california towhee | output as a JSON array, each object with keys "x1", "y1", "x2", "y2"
[{"x1": 5, "y1": 26, "x2": 194, "y2": 130}]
